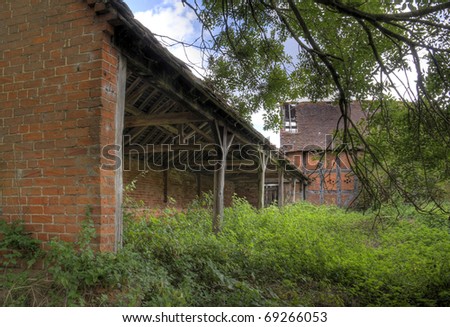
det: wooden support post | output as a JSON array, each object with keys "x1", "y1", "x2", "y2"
[
  {"x1": 292, "y1": 178, "x2": 297, "y2": 203},
  {"x1": 302, "y1": 181, "x2": 307, "y2": 201},
  {"x1": 336, "y1": 156, "x2": 342, "y2": 206},
  {"x1": 212, "y1": 122, "x2": 234, "y2": 234},
  {"x1": 163, "y1": 170, "x2": 168, "y2": 203},
  {"x1": 196, "y1": 174, "x2": 202, "y2": 198},
  {"x1": 178, "y1": 124, "x2": 187, "y2": 144},
  {"x1": 114, "y1": 54, "x2": 126, "y2": 251},
  {"x1": 213, "y1": 166, "x2": 222, "y2": 233},
  {"x1": 319, "y1": 163, "x2": 324, "y2": 204},
  {"x1": 278, "y1": 167, "x2": 285, "y2": 207},
  {"x1": 257, "y1": 150, "x2": 268, "y2": 210}
]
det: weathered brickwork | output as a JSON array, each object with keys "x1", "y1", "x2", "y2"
[
  {"x1": 281, "y1": 102, "x2": 363, "y2": 207},
  {"x1": 0, "y1": 0, "x2": 119, "y2": 250},
  {"x1": 234, "y1": 180, "x2": 258, "y2": 206},
  {"x1": 123, "y1": 159, "x2": 244, "y2": 211}
]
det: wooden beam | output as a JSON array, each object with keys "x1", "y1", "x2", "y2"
[
  {"x1": 123, "y1": 127, "x2": 147, "y2": 146},
  {"x1": 302, "y1": 181, "x2": 306, "y2": 201},
  {"x1": 124, "y1": 143, "x2": 215, "y2": 154},
  {"x1": 187, "y1": 122, "x2": 214, "y2": 143},
  {"x1": 224, "y1": 170, "x2": 258, "y2": 174},
  {"x1": 138, "y1": 127, "x2": 161, "y2": 146},
  {"x1": 292, "y1": 178, "x2": 297, "y2": 203},
  {"x1": 278, "y1": 167, "x2": 285, "y2": 208},
  {"x1": 212, "y1": 160, "x2": 256, "y2": 168},
  {"x1": 125, "y1": 77, "x2": 143, "y2": 97},
  {"x1": 141, "y1": 93, "x2": 170, "y2": 115},
  {"x1": 196, "y1": 174, "x2": 201, "y2": 197},
  {"x1": 163, "y1": 170, "x2": 168, "y2": 203},
  {"x1": 136, "y1": 88, "x2": 159, "y2": 110},
  {"x1": 125, "y1": 112, "x2": 208, "y2": 128},
  {"x1": 125, "y1": 104, "x2": 141, "y2": 116},
  {"x1": 114, "y1": 54, "x2": 126, "y2": 252},
  {"x1": 122, "y1": 57, "x2": 307, "y2": 183},
  {"x1": 257, "y1": 150, "x2": 269, "y2": 210},
  {"x1": 178, "y1": 124, "x2": 186, "y2": 144},
  {"x1": 126, "y1": 83, "x2": 149, "y2": 105},
  {"x1": 184, "y1": 127, "x2": 197, "y2": 142},
  {"x1": 157, "y1": 165, "x2": 257, "y2": 173},
  {"x1": 213, "y1": 123, "x2": 235, "y2": 234},
  {"x1": 157, "y1": 125, "x2": 178, "y2": 136}
]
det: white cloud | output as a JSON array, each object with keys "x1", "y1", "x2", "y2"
[
  {"x1": 252, "y1": 111, "x2": 280, "y2": 148},
  {"x1": 133, "y1": 0, "x2": 204, "y2": 74},
  {"x1": 134, "y1": 1, "x2": 195, "y2": 42}
]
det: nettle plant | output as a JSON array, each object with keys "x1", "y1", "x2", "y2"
[{"x1": 0, "y1": 220, "x2": 42, "y2": 269}]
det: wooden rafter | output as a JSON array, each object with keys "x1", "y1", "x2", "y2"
[
  {"x1": 157, "y1": 125, "x2": 178, "y2": 136},
  {"x1": 124, "y1": 143, "x2": 215, "y2": 154},
  {"x1": 135, "y1": 88, "x2": 159, "y2": 111},
  {"x1": 138, "y1": 127, "x2": 162, "y2": 146},
  {"x1": 143, "y1": 94, "x2": 169, "y2": 114},
  {"x1": 125, "y1": 112, "x2": 208, "y2": 128},
  {"x1": 125, "y1": 104, "x2": 141, "y2": 115},
  {"x1": 127, "y1": 83, "x2": 149, "y2": 105},
  {"x1": 124, "y1": 90, "x2": 179, "y2": 145},
  {"x1": 126, "y1": 77, "x2": 143, "y2": 97},
  {"x1": 187, "y1": 122, "x2": 214, "y2": 143},
  {"x1": 123, "y1": 127, "x2": 147, "y2": 145}
]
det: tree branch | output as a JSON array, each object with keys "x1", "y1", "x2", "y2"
[{"x1": 315, "y1": 0, "x2": 450, "y2": 22}]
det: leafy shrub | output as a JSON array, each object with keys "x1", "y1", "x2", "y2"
[
  {"x1": 120, "y1": 196, "x2": 450, "y2": 306},
  {"x1": 0, "y1": 220, "x2": 41, "y2": 269},
  {"x1": 0, "y1": 220, "x2": 45, "y2": 306},
  {"x1": 1, "y1": 197, "x2": 449, "y2": 306}
]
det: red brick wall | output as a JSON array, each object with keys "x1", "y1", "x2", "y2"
[
  {"x1": 123, "y1": 159, "x2": 237, "y2": 212},
  {"x1": 234, "y1": 179, "x2": 258, "y2": 206},
  {"x1": 0, "y1": 0, "x2": 119, "y2": 251}
]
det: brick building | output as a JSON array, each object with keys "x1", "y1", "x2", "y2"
[
  {"x1": 280, "y1": 101, "x2": 365, "y2": 206},
  {"x1": 0, "y1": 0, "x2": 306, "y2": 251}
]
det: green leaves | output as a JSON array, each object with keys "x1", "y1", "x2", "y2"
[
  {"x1": 0, "y1": 220, "x2": 41, "y2": 269},
  {"x1": 121, "y1": 197, "x2": 450, "y2": 306},
  {"x1": 360, "y1": 99, "x2": 450, "y2": 209},
  {"x1": 189, "y1": 0, "x2": 450, "y2": 211},
  {"x1": 2, "y1": 198, "x2": 450, "y2": 306}
]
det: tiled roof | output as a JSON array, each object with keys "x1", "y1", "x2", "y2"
[{"x1": 92, "y1": 0, "x2": 308, "y2": 180}]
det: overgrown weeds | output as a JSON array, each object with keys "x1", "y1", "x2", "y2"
[{"x1": 1, "y1": 196, "x2": 450, "y2": 306}]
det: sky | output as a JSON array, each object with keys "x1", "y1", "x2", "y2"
[{"x1": 123, "y1": 0, "x2": 281, "y2": 147}]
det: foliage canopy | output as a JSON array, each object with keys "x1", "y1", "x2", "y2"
[{"x1": 179, "y1": 0, "x2": 450, "y2": 210}]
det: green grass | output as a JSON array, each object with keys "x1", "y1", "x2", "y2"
[{"x1": 1, "y1": 196, "x2": 450, "y2": 306}]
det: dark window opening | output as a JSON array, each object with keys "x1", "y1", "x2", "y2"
[{"x1": 283, "y1": 103, "x2": 297, "y2": 133}]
